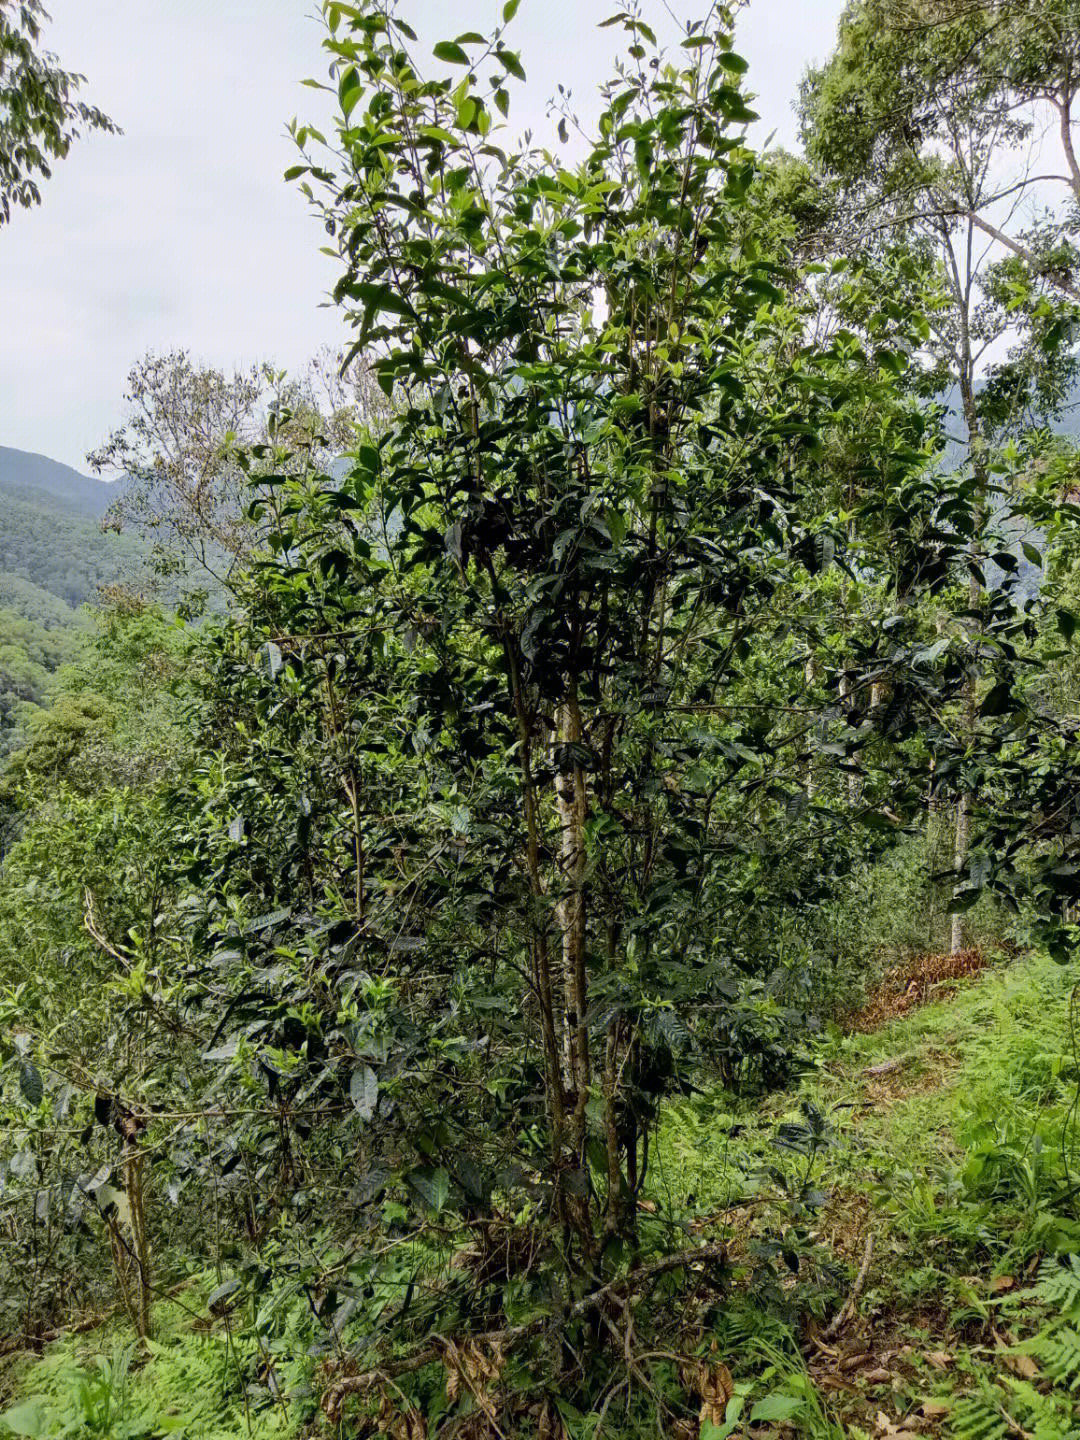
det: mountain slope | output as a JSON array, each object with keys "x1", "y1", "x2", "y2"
[
  {"x1": 0, "y1": 449, "x2": 140, "y2": 612},
  {"x1": 0, "y1": 449, "x2": 141, "y2": 754},
  {"x1": 0, "y1": 446, "x2": 116, "y2": 519}
]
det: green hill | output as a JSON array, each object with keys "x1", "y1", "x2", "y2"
[
  {"x1": 0, "y1": 446, "x2": 117, "y2": 519},
  {"x1": 0, "y1": 448, "x2": 139, "y2": 610},
  {"x1": 0, "y1": 449, "x2": 141, "y2": 754}
]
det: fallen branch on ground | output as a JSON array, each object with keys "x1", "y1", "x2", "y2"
[{"x1": 823, "y1": 1232, "x2": 874, "y2": 1339}]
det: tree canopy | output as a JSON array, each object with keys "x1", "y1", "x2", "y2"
[{"x1": 0, "y1": 0, "x2": 115, "y2": 224}]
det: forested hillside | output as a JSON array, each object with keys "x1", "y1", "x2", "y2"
[
  {"x1": 0, "y1": 449, "x2": 137, "y2": 607},
  {"x1": 2, "y1": 3, "x2": 1080, "y2": 1440},
  {"x1": 0, "y1": 450, "x2": 142, "y2": 755},
  {"x1": 0, "y1": 448, "x2": 114, "y2": 518}
]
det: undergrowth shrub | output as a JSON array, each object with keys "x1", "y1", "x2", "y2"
[{"x1": 0, "y1": 1292, "x2": 304, "y2": 1440}]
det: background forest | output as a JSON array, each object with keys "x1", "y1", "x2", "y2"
[{"x1": 2, "y1": 1, "x2": 1080, "y2": 1438}]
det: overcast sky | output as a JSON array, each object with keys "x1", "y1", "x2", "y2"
[{"x1": 0, "y1": 0, "x2": 846, "y2": 472}]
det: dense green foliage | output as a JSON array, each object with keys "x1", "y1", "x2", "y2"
[
  {"x1": 0, "y1": 602, "x2": 87, "y2": 758},
  {"x1": 1, "y1": 2, "x2": 1080, "y2": 1438},
  {"x1": 0, "y1": 453, "x2": 143, "y2": 757},
  {"x1": 0, "y1": 481, "x2": 139, "y2": 611}
]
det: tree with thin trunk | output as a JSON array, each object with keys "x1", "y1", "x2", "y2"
[{"x1": 802, "y1": 0, "x2": 1080, "y2": 950}]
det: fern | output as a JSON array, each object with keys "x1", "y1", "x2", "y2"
[
  {"x1": 1017, "y1": 1253, "x2": 1080, "y2": 1392},
  {"x1": 952, "y1": 1256, "x2": 1080, "y2": 1440},
  {"x1": 1028, "y1": 1254, "x2": 1080, "y2": 1319},
  {"x1": 949, "y1": 1376, "x2": 1080, "y2": 1440},
  {"x1": 1031, "y1": 1324, "x2": 1080, "y2": 1390},
  {"x1": 949, "y1": 1385, "x2": 1010, "y2": 1440},
  {"x1": 1002, "y1": 1376, "x2": 1080, "y2": 1440}
]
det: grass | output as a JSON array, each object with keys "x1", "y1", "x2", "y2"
[
  {"x1": 653, "y1": 949, "x2": 1080, "y2": 1437},
  {"x1": 0, "y1": 1281, "x2": 305, "y2": 1439}
]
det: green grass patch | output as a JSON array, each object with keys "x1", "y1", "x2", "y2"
[{"x1": 0, "y1": 1281, "x2": 307, "y2": 1439}]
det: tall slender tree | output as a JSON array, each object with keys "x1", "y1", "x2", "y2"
[{"x1": 802, "y1": 0, "x2": 1080, "y2": 949}]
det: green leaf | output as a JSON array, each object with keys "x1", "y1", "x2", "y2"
[
  {"x1": 342, "y1": 280, "x2": 414, "y2": 318},
  {"x1": 750, "y1": 1393, "x2": 804, "y2": 1423},
  {"x1": 207, "y1": 1278, "x2": 241, "y2": 1315},
  {"x1": 434, "y1": 41, "x2": 470, "y2": 65},
  {"x1": 503, "y1": 0, "x2": 520, "y2": 18},
  {"x1": 18, "y1": 1060, "x2": 43, "y2": 1107},
  {"x1": 407, "y1": 1166, "x2": 451, "y2": 1213},
  {"x1": 418, "y1": 124, "x2": 458, "y2": 146},
  {"x1": 948, "y1": 888, "x2": 981, "y2": 914},
  {"x1": 980, "y1": 681, "x2": 1012, "y2": 716},
  {"x1": 339, "y1": 66, "x2": 362, "y2": 118},
  {"x1": 350, "y1": 1064, "x2": 379, "y2": 1122},
  {"x1": 876, "y1": 348, "x2": 908, "y2": 376},
  {"x1": 496, "y1": 47, "x2": 525, "y2": 80},
  {"x1": 0, "y1": 1401, "x2": 47, "y2": 1438}
]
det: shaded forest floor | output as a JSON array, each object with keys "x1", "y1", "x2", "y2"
[{"x1": 3, "y1": 951, "x2": 1079, "y2": 1439}]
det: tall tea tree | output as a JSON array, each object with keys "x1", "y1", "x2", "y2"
[
  {"x1": 153, "y1": 1, "x2": 1080, "y2": 1427},
  {"x1": 293, "y1": 0, "x2": 912, "y2": 1214}
]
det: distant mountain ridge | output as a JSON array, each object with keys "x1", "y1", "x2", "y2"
[
  {"x1": 0, "y1": 446, "x2": 141, "y2": 612},
  {"x1": 0, "y1": 446, "x2": 117, "y2": 519}
]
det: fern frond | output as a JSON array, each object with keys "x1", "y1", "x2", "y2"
[
  {"x1": 1002, "y1": 1375, "x2": 1080, "y2": 1440},
  {"x1": 1032, "y1": 1324, "x2": 1080, "y2": 1390},
  {"x1": 1030, "y1": 1254, "x2": 1080, "y2": 1319},
  {"x1": 949, "y1": 1390, "x2": 1010, "y2": 1440}
]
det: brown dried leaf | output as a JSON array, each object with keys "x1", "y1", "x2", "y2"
[
  {"x1": 874, "y1": 1411, "x2": 922, "y2": 1437},
  {"x1": 816, "y1": 1372, "x2": 862, "y2": 1394},
  {"x1": 924, "y1": 1352, "x2": 953, "y2": 1371},
  {"x1": 839, "y1": 1351, "x2": 873, "y2": 1371},
  {"x1": 1002, "y1": 1352, "x2": 1040, "y2": 1380}
]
